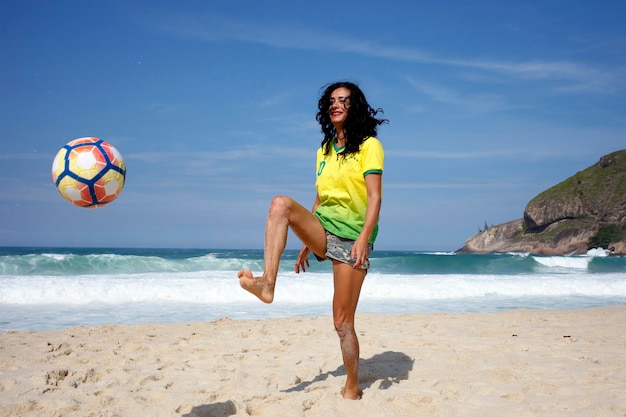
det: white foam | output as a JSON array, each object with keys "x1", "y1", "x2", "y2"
[
  {"x1": 587, "y1": 248, "x2": 611, "y2": 257},
  {"x1": 3, "y1": 271, "x2": 626, "y2": 306},
  {"x1": 532, "y1": 256, "x2": 590, "y2": 269},
  {"x1": 2, "y1": 271, "x2": 626, "y2": 331}
]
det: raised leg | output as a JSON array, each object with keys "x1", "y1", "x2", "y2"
[{"x1": 238, "y1": 196, "x2": 326, "y2": 303}]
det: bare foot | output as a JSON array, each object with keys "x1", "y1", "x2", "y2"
[
  {"x1": 341, "y1": 387, "x2": 363, "y2": 400},
  {"x1": 237, "y1": 269, "x2": 275, "y2": 303}
]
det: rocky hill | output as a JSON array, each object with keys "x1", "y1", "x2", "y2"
[{"x1": 458, "y1": 149, "x2": 626, "y2": 255}]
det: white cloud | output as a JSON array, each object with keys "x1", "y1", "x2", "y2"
[
  {"x1": 135, "y1": 11, "x2": 621, "y2": 95},
  {"x1": 385, "y1": 149, "x2": 518, "y2": 159},
  {"x1": 405, "y1": 78, "x2": 510, "y2": 113}
]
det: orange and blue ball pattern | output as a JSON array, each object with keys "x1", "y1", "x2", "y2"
[{"x1": 51, "y1": 137, "x2": 126, "y2": 208}]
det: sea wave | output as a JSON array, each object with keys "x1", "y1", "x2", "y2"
[
  {"x1": 2, "y1": 271, "x2": 626, "y2": 306},
  {"x1": 1, "y1": 248, "x2": 625, "y2": 331},
  {"x1": 0, "y1": 252, "x2": 267, "y2": 276},
  {"x1": 1, "y1": 248, "x2": 624, "y2": 276}
]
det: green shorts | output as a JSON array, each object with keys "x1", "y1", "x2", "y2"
[{"x1": 315, "y1": 231, "x2": 373, "y2": 270}]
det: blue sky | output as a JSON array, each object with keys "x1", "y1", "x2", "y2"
[{"x1": 1, "y1": 0, "x2": 625, "y2": 251}]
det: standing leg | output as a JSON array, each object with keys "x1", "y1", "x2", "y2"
[
  {"x1": 332, "y1": 261, "x2": 366, "y2": 399},
  {"x1": 238, "y1": 196, "x2": 326, "y2": 303}
]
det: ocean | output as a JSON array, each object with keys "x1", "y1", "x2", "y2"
[{"x1": 1, "y1": 247, "x2": 625, "y2": 332}]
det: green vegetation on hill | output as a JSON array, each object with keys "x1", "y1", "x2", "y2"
[
  {"x1": 528, "y1": 150, "x2": 626, "y2": 218},
  {"x1": 588, "y1": 224, "x2": 626, "y2": 250}
]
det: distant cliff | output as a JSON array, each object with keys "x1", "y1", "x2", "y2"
[{"x1": 458, "y1": 149, "x2": 626, "y2": 255}]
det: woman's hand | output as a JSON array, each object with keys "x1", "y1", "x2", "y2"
[
  {"x1": 350, "y1": 236, "x2": 369, "y2": 269},
  {"x1": 295, "y1": 245, "x2": 311, "y2": 273}
]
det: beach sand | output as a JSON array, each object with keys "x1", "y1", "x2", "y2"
[{"x1": 1, "y1": 306, "x2": 625, "y2": 417}]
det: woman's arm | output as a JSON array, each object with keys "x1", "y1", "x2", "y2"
[{"x1": 352, "y1": 173, "x2": 382, "y2": 268}]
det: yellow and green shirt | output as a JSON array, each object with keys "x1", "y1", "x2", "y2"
[{"x1": 314, "y1": 137, "x2": 384, "y2": 243}]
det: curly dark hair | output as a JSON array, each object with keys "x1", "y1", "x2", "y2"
[{"x1": 316, "y1": 81, "x2": 388, "y2": 156}]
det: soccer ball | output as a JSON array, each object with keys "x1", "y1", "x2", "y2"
[{"x1": 52, "y1": 137, "x2": 126, "y2": 208}]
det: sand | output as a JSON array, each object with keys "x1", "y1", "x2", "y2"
[{"x1": 1, "y1": 306, "x2": 625, "y2": 417}]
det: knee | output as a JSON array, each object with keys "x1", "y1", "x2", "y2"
[
  {"x1": 269, "y1": 195, "x2": 292, "y2": 216},
  {"x1": 333, "y1": 314, "x2": 353, "y2": 337}
]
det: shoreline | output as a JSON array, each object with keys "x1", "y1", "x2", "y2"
[{"x1": 1, "y1": 306, "x2": 625, "y2": 416}]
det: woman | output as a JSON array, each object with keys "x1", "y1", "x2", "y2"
[{"x1": 238, "y1": 81, "x2": 387, "y2": 399}]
